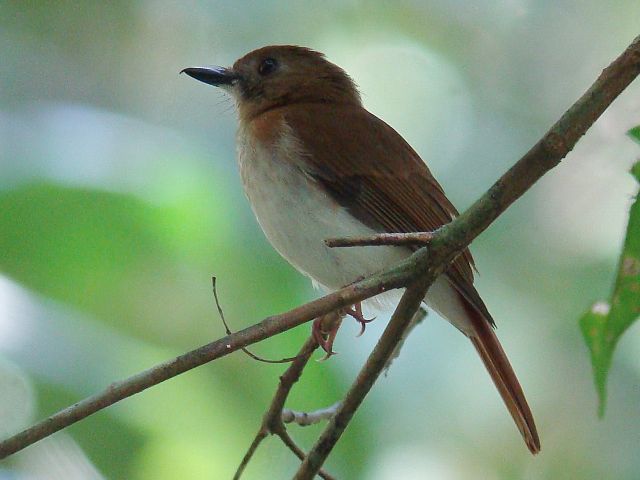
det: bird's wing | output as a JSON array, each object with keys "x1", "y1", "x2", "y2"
[
  {"x1": 282, "y1": 102, "x2": 492, "y2": 324},
  {"x1": 280, "y1": 103, "x2": 540, "y2": 453}
]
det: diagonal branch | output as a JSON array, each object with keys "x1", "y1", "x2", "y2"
[
  {"x1": 233, "y1": 336, "x2": 319, "y2": 479},
  {"x1": 437, "y1": 35, "x2": 640, "y2": 255},
  {"x1": 234, "y1": 332, "x2": 339, "y2": 480},
  {"x1": 292, "y1": 34, "x2": 640, "y2": 478},
  {"x1": 276, "y1": 429, "x2": 336, "y2": 480}
]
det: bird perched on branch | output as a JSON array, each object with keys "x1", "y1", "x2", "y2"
[{"x1": 182, "y1": 45, "x2": 540, "y2": 454}]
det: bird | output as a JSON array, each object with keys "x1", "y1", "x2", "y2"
[{"x1": 182, "y1": 45, "x2": 540, "y2": 454}]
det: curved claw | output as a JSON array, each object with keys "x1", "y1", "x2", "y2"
[
  {"x1": 311, "y1": 302, "x2": 376, "y2": 355},
  {"x1": 317, "y1": 348, "x2": 338, "y2": 362},
  {"x1": 346, "y1": 302, "x2": 376, "y2": 337},
  {"x1": 355, "y1": 320, "x2": 367, "y2": 337},
  {"x1": 311, "y1": 317, "x2": 326, "y2": 349},
  {"x1": 312, "y1": 316, "x2": 340, "y2": 358}
]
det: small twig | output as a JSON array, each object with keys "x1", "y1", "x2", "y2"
[
  {"x1": 212, "y1": 277, "x2": 299, "y2": 363},
  {"x1": 234, "y1": 335, "x2": 336, "y2": 480},
  {"x1": 282, "y1": 402, "x2": 343, "y2": 427},
  {"x1": 276, "y1": 429, "x2": 336, "y2": 480},
  {"x1": 325, "y1": 232, "x2": 434, "y2": 248},
  {"x1": 233, "y1": 432, "x2": 266, "y2": 479},
  {"x1": 234, "y1": 337, "x2": 317, "y2": 478}
]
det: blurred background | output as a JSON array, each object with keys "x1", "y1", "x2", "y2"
[{"x1": 1, "y1": 1, "x2": 639, "y2": 479}]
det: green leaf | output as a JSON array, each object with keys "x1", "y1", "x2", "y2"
[
  {"x1": 580, "y1": 157, "x2": 640, "y2": 416},
  {"x1": 629, "y1": 125, "x2": 640, "y2": 144},
  {"x1": 0, "y1": 181, "x2": 309, "y2": 345}
]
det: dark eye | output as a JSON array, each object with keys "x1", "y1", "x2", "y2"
[{"x1": 258, "y1": 57, "x2": 278, "y2": 76}]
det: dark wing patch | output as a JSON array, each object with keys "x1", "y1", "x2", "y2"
[{"x1": 281, "y1": 103, "x2": 494, "y2": 325}]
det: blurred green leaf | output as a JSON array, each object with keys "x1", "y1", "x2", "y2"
[
  {"x1": 580, "y1": 155, "x2": 640, "y2": 416},
  {"x1": 0, "y1": 181, "x2": 307, "y2": 343},
  {"x1": 35, "y1": 379, "x2": 148, "y2": 479},
  {"x1": 629, "y1": 126, "x2": 640, "y2": 143},
  {"x1": 0, "y1": 182, "x2": 185, "y2": 337}
]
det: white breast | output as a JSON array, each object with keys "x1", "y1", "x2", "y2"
[
  {"x1": 235, "y1": 122, "x2": 473, "y2": 333},
  {"x1": 236, "y1": 123, "x2": 408, "y2": 291}
]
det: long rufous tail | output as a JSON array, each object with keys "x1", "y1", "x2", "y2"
[{"x1": 467, "y1": 306, "x2": 541, "y2": 454}]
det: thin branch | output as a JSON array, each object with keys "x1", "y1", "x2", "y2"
[
  {"x1": 433, "y1": 34, "x2": 640, "y2": 259},
  {"x1": 235, "y1": 334, "x2": 336, "y2": 480},
  {"x1": 324, "y1": 232, "x2": 434, "y2": 248},
  {"x1": 233, "y1": 431, "x2": 266, "y2": 480},
  {"x1": 276, "y1": 429, "x2": 336, "y2": 480},
  {"x1": 294, "y1": 275, "x2": 436, "y2": 479},
  {"x1": 212, "y1": 277, "x2": 299, "y2": 364},
  {"x1": 282, "y1": 402, "x2": 343, "y2": 427},
  {"x1": 234, "y1": 336, "x2": 318, "y2": 479}
]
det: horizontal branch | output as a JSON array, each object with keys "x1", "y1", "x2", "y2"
[
  {"x1": 324, "y1": 232, "x2": 434, "y2": 248},
  {"x1": 282, "y1": 402, "x2": 343, "y2": 426}
]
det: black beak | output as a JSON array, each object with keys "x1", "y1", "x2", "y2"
[{"x1": 180, "y1": 66, "x2": 239, "y2": 87}]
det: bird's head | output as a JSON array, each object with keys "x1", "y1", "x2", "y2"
[{"x1": 182, "y1": 45, "x2": 361, "y2": 120}]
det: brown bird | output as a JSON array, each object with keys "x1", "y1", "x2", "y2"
[{"x1": 182, "y1": 45, "x2": 540, "y2": 454}]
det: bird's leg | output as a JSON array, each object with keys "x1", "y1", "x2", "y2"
[
  {"x1": 312, "y1": 309, "x2": 344, "y2": 359},
  {"x1": 341, "y1": 276, "x2": 376, "y2": 336},
  {"x1": 310, "y1": 278, "x2": 377, "y2": 357}
]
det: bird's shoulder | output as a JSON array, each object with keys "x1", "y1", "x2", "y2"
[
  {"x1": 278, "y1": 103, "x2": 460, "y2": 233},
  {"x1": 281, "y1": 103, "x2": 428, "y2": 176}
]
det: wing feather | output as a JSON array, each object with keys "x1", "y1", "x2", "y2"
[{"x1": 283, "y1": 103, "x2": 492, "y2": 324}]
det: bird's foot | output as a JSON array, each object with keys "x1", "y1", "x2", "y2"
[
  {"x1": 311, "y1": 302, "x2": 376, "y2": 359},
  {"x1": 346, "y1": 302, "x2": 376, "y2": 337},
  {"x1": 312, "y1": 310, "x2": 343, "y2": 360}
]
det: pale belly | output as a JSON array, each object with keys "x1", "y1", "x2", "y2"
[
  {"x1": 236, "y1": 128, "x2": 473, "y2": 333},
  {"x1": 239, "y1": 139, "x2": 408, "y2": 290}
]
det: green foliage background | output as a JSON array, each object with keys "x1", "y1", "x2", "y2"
[
  {"x1": 580, "y1": 136, "x2": 640, "y2": 417},
  {"x1": 1, "y1": 2, "x2": 639, "y2": 479}
]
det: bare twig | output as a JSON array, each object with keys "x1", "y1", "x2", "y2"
[
  {"x1": 233, "y1": 432, "x2": 265, "y2": 480},
  {"x1": 282, "y1": 402, "x2": 343, "y2": 427},
  {"x1": 234, "y1": 337, "x2": 318, "y2": 479},
  {"x1": 277, "y1": 429, "x2": 336, "y2": 480},
  {"x1": 212, "y1": 277, "x2": 300, "y2": 363},
  {"x1": 234, "y1": 335, "x2": 336, "y2": 480},
  {"x1": 1, "y1": 33, "x2": 638, "y2": 469},
  {"x1": 325, "y1": 232, "x2": 434, "y2": 248}
]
